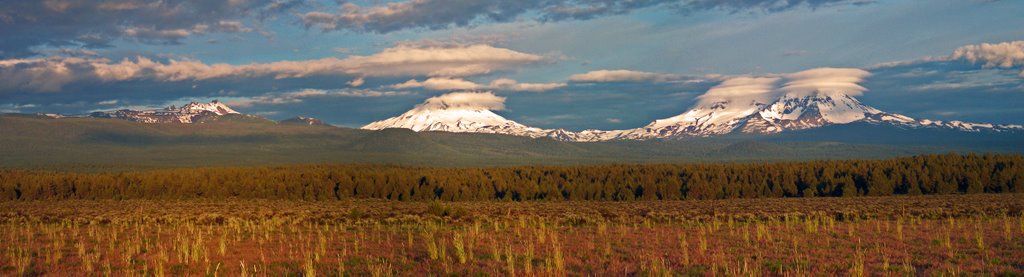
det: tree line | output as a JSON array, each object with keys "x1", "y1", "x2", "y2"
[{"x1": 0, "y1": 153, "x2": 1021, "y2": 201}]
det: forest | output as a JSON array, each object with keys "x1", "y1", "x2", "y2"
[{"x1": 1, "y1": 153, "x2": 1021, "y2": 201}]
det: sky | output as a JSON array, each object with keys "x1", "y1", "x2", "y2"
[{"x1": 1, "y1": 0, "x2": 1023, "y2": 130}]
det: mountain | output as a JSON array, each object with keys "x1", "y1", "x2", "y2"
[
  {"x1": 89, "y1": 100, "x2": 240, "y2": 123},
  {"x1": 362, "y1": 92, "x2": 579, "y2": 140},
  {"x1": 364, "y1": 90, "x2": 1022, "y2": 142},
  {"x1": 280, "y1": 116, "x2": 327, "y2": 126},
  {"x1": 7, "y1": 113, "x2": 1013, "y2": 170},
  {"x1": 609, "y1": 90, "x2": 1022, "y2": 140}
]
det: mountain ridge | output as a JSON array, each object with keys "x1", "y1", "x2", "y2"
[
  {"x1": 26, "y1": 89, "x2": 1023, "y2": 142},
  {"x1": 361, "y1": 90, "x2": 1023, "y2": 142}
]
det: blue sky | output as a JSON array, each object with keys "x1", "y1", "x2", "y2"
[{"x1": 1, "y1": 0, "x2": 1023, "y2": 130}]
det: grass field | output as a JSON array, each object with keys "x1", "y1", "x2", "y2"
[{"x1": 2, "y1": 194, "x2": 1022, "y2": 276}]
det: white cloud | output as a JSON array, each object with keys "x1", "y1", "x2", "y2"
[
  {"x1": 952, "y1": 41, "x2": 1024, "y2": 77},
  {"x1": 299, "y1": 0, "x2": 870, "y2": 34},
  {"x1": 568, "y1": 69, "x2": 678, "y2": 83},
  {"x1": 121, "y1": 26, "x2": 191, "y2": 42},
  {"x1": 781, "y1": 67, "x2": 871, "y2": 97},
  {"x1": 697, "y1": 76, "x2": 781, "y2": 105},
  {"x1": 347, "y1": 77, "x2": 365, "y2": 87},
  {"x1": 214, "y1": 20, "x2": 252, "y2": 33},
  {"x1": 872, "y1": 41, "x2": 1024, "y2": 78},
  {"x1": 909, "y1": 82, "x2": 978, "y2": 92},
  {"x1": 392, "y1": 77, "x2": 482, "y2": 90},
  {"x1": 0, "y1": 44, "x2": 545, "y2": 92},
  {"x1": 391, "y1": 77, "x2": 565, "y2": 92},
  {"x1": 226, "y1": 88, "x2": 414, "y2": 108},
  {"x1": 488, "y1": 78, "x2": 566, "y2": 92},
  {"x1": 418, "y1": 91, "x2": 505, "y2": 111},
  {"x1": 694, "y1": 67, "x2": 870, "y2": 106}
]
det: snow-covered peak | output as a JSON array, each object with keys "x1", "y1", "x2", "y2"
[
  {"x1": 621, "y1": 69, "x2": 882, "y2": 138},
  {"x1": 362, "y1": 92, "x2": 571, "y2": 139},
  {"x1": 360, "y1": 69, "x2": 1020, "y2": 141},
  {"x1": 363, "y1": 106, "x2": 531, "y2": 132},
  {"x1": 89, "y1": 100, "x2": 242, "y2": 124},
  {"x1": 176, "y1": 100, "x2": 239, "y2": 115}
]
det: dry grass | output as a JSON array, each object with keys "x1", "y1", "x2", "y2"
[{"x1": 0, "y1": 194, "x2": 1022, "y2": 275}]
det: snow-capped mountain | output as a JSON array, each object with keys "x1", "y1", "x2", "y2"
[
  {"x1": 363, "y1": 87, "x2": 1022, "y2": 142},
  {"x1": 581, "y1": 90, "x2": 1022, "y2": 141},
  {"x1": 361, "y1": 100, "x2": 567, "y2": 139},
  {"x1": 615, "y1": 90, "x2": 892, "y2": 139},
  {"x1": 362, "y1": 92, "x2": 578, "y2": 140},
  {"x1": 89, "y1": 100, "x2": 240, "y2": 123}
]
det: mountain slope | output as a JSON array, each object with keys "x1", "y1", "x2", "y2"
[
  {"x1": 362, "y1": 92, "x2": 578, "y2": 140},
  {"x1": 280, "y1": 116, "x2": 327, "y2": 126},
  {"x1": 89, "y1": 100, "x2": 240, "y2": 123},
  {"x1": 361, "y1": 69, "x2": 1021, "y2": 141},
  {"x1": 10, "y1": 114, "x2": 1005, "y2": 170}
]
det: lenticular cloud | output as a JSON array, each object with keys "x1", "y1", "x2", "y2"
[
  {"x1": 695, "y1": 67, "x2": 871, "y2": 106},
  {"x1": 418, "y1": 91, "x2": 506, "y2": 111},
  {"x1": 781, "y1": 67, "x2": 871, "y2": 97}
]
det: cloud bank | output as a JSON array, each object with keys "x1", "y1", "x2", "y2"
[
  {"x1": 0, "y1": 0, "x2": 294, "y2": 58},
  {"x1": 697, "y1": 76, "x2": 781, "y2": 105},
  {"x1": 781, "y1": 67, "x2": 871, "y2": 97},
  {"x1": 227, "y1": 88, "x2": 414, "y2": 108},
  {"x1": 568, "y1": 70, "x2": 679, "y2": 83},
  {"x1": 301, "y1": 0, "x2": 873, "y2": 34},
  {"x1": 0, "y1": 44, "x2": 545, "y2": 92},
  {"x1": 392, "y1": 77, "x2": 565, "y2": 92},
  {"x1": 951, "y1": 41, "x2": 1024, "y2": 77},
  {"x1": 696, "y1": 67, "x2": 870, "y2": 105}
]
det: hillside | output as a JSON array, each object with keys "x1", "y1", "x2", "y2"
[{"x1": 2, "y1": 115, "x2": 1020, "y2": 170}]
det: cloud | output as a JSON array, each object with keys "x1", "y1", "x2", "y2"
[
  {"x1": 214, "y1": 20, "x2": 253, "y2": 33},
  {"x1": 568, "y1": 69, "x2": 678, "y2": 83},
  {"x1": 697, "y1": 76, "x2": 781, "y2": 105},
  {"x1": 679, "y1": 0, "x2": 877, "y2": 13},
  {"x1": 951, "y1": 41, "x2": 1024, "y2": 77},
  {"x1": 694, "y1": 67, "x2": 869, "y2": 106},
  {"x1": 391, "y1": 77, "x2": 565, "y2": 92},
  {"x1": 347, "y1": 77, "x2": 365, "y2": 87},
  {"x1": 781, "y1": 67, "x2": 871, "y2": 97},
  {"x1": 0, "y1": 103, "x2": 38, "y2": 113},
  {"x1": 0, "y1": 44, "x2": 545, "y2": 92},
  {"x1": 300, "y1": 0, "x2": 873, "y2": 34},
  {"x1": 909, "y1": 82, "x2": 980, "y2": 92},
  {"x1": 121, "y1": 27, "x2": 193, "y2": 44},
  {"x1": 872, "y1": 41, "x2": 1024, "y2": 78},
  {"x1": 392, "y1": 77, "x2": 481, "y2": 90},
  {"x1": 0, "y1": 0, "x2": 294, "y2": 58},
  {"x1": 488, "y1": 78, "x2": 566, "y2": 92},
  {"x1": 417, "y1": 91, "x2": 506, "y2": 111},
  {"x1": 227, "y1": 88, "x2": 414, "y2": 108}
]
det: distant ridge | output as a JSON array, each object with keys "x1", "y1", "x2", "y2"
[
  {"x1": 18, "y1": 92, "x2": 1024, "y2": 142},
  {"x1": 280, "y1": 116, "x2": 327, "y2": 126},
  {"x1": 88, "y1": 100, "x2": 240, "y2": 124},
  {"x1": 361, "y1": 90, "x2": 1022, "y2": 142}
]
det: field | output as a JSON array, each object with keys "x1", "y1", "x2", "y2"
[{"x1": 2, "y1": 194, "x2": 1023, "y2": 276}]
